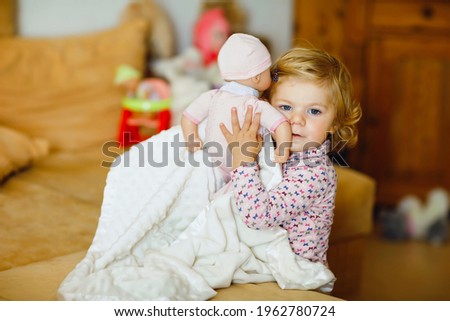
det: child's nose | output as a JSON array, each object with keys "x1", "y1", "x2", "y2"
[{"x1": 290, "y1": 112, "x2": 306, "y2": 126}]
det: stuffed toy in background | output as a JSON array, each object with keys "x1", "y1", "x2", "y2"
[
  {"x1": 381, "y1": 188, "x2": 449, "y2": 245},
  {"x1": 151, "y1": 8, "x2": 232, "y2": 125},
  {"x1": 193, "y1": 7, "x2": 231, "y2": 67},
  {"x1": 152, "y1": 8, "x2": 230, "y2": 84}
]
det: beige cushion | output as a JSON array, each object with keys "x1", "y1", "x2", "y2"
[
  {"x1": 213, "y1": 282, "x2": 341, "y2": 301},
  {"x1": 0, "y1": 179, "x2": 100, "y2": 271},
  {"x1": 331, "y1": 166, "x2": 375, "y2": 242},
  {"x1": 0, "y1": 20, "x2": 148, "y2": 151},
  {"x1": 0, "y1": 251, "x2": 341, "y2": 301},
  {"x1": 0, "y1": 147, "x2": 118, "y2": 271},
  {"x1": 0, "y1": 125, "x2": 49, "y2": 181},
  {"x1": 0, "y1": 252, "x2": 86, "y2": 301},
  {"x1": 15, "y1": 146, "x2": 113, "y2": 205}
]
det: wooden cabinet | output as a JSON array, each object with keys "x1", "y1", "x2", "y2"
[
  {"x1": 365, "y1": 34, "x2": 450, "y2": 205},
  {"x1": 294, "y1": 0, "x2": 450, "y2": 205}
]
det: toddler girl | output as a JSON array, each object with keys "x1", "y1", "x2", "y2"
[{"x1": 220, "y1": 47, "x2": 362, "y2": 266}]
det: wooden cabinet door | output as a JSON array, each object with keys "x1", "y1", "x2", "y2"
[
  {"x1": 293, "y1": 0, "x2": 367, "y2": 101},
  {"x1": 364, "y1": 35, "x2": 450, "y2": 205}
]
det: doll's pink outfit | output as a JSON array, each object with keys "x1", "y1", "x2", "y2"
[
  {"x1": 183, "y1": 33, "x2": 288, "y2": 181},
  {"x1": 183, "y1": 81, "x2": 287, "y2": 180}
]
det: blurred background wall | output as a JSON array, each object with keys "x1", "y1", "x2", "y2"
[{"x1": 17, "y1": 0, "x2": 293, "y2": 59}]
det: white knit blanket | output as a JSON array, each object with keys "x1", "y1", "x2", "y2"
[{"x1": 57, "y1": 125, "x2": 335, "y2": 300}]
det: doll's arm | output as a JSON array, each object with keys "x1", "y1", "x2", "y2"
[
  {"x1": 273, "y1": 121, "x2": 291, "y2": 163},
  {"x1": 257, "y1": 100, "x2": 291, "y2": 163},
  {"x1": 181, "y1": 114, "x2": 203, "y2": 152},
  {"x1": 181, "y1": 90, "x2": 216, "y2": 152}
]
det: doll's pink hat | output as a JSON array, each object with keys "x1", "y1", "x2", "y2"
[{"x1": 218, "y1": 33, "x2": 272, "y2": 80}]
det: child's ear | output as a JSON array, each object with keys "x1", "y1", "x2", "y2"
[{"x1": 330, "y1": 123, "x2": 339, "y2": 134}]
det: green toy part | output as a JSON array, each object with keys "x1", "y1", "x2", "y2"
[{"x1": 122, "y1": 97, "x2": 171, "y2": 112}]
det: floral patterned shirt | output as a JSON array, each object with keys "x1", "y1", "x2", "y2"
[{"x1": 231, "y1": 141, "x2": 337, "y2": 265}]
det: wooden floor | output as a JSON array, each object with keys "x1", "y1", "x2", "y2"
[{"x1": 343, "y1": 231, "x2": 450, "y2": 301}]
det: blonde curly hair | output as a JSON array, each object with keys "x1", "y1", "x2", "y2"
[{"x1": 265, "y1": 47, "x2": 362, "y2": 149}]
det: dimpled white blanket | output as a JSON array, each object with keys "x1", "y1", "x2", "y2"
[{"x1": 57, "y1": 125, "x2": 335, "y2": 300}]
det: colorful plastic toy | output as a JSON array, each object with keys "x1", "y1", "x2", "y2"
[{"x1": 117, "y1": 78, "x2": 172, "y2": 147}]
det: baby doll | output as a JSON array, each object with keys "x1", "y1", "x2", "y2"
[{"x1": 181, "y1": 33, "x2": 291, "y2": 181}]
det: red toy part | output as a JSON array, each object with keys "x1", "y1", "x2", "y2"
[{"x1": 117, "y1": 78, "x2": 172, "y2": 148}]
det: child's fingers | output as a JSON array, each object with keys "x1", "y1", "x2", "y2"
[
  {"x1": 257, "y1": 134, "x2": 263, "y2": 143},
  {"x1": 242, "y1": 106, "x2": 253, "y2": 131},
  {"x1": 230, "y1": 107, "x2": 241, "y2": 134},
  {"x1": 250, "y1": 112, "x2": 261, "y2": 134},
  {"x1": 220, "y1": 123, "x2": 232, "y2": 142}
]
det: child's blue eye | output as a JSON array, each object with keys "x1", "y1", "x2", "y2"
[
  {"x1": 279, "y1": 105, "x2": 292, "y2": 111},
  {"x1": 308, "y1": 108, "x2": 321, "y2": 115}
]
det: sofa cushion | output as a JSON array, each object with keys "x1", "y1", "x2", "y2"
[
  {"x1": 15, "y1": 147, "x2": 114, "y2": 205},
  {"x1": 0, "y1": 125, "x2": 49, "y2": 182},
  {"x1": 0, "y1": 251, "x2": 341, "y2": 301},
  {"x1": 331, "y1": 166, "x2": 375, "y2": 242},
  {"x1": 0, "y1": 159, "x2": 375, "y2": 272},
  {"x1": 0, "y1": 145, "x2": 121, "y2": 271},
  {"x1": 0, "y1": 251, "x2": 86, "y2": 301},
  {"x1": 0, "y1": 20, "x2": 148, "y2": 151},
  {"x1": 0, "y1": 179, "x2": 100, "y2": 271}
]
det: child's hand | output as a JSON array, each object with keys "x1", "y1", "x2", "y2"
[{"x1": 220, "y1": 106, "x2": 262, "y2": 169}]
